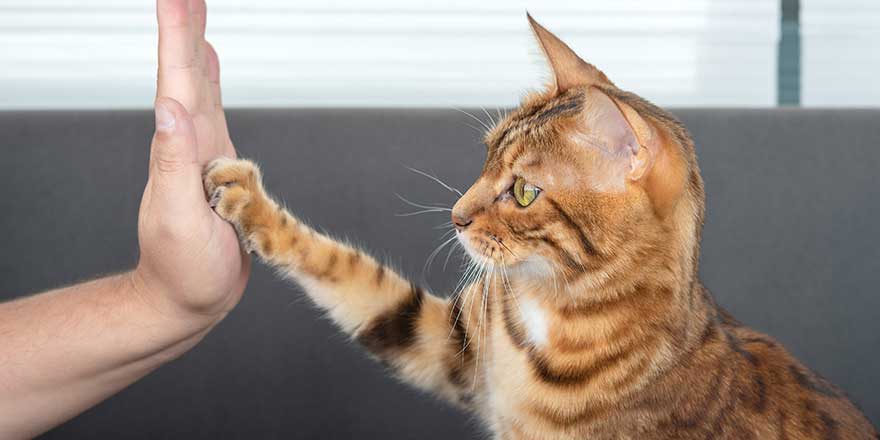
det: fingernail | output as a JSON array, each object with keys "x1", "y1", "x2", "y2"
[{"x1": 155, "y1": 102, "x2": 176, "y2": 133}]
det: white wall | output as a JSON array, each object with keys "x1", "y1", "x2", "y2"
[{"x1": 0, "y1": 0, "x2": 780, "y2": 109}]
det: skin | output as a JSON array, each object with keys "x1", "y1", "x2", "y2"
[{"x1": 0, "y1": 1, "x2": 248, "y2": 437}]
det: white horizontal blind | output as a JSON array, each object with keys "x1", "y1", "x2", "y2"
[
  {"x1": 801, "y1": 0, "x2": 880, "y2": 106},
  {"x1": 0, "y1": 0, "x2": 779, "y2": 109}
]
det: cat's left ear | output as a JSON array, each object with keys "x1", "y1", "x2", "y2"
[
  {"x1": 574, "y1": 88, "x2": 686, "y2": 216},
  {"x1": 527, "y1": 13, "x2": 613, "y2": 94},
  {"x1": 575, "y1": 87, "x2": 656, "y2": 182}
]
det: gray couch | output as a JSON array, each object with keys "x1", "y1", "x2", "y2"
[{"x1": 2, "y1": 108, "x2": 878, "y2": 439}]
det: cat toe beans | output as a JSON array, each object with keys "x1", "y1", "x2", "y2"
[
  {"x1": 203, "y1": 157, "x2": 261, "y2": 194},
  {"x1": 202, "y1": 157, "x2": 292, "y2": 260},
  {"x1": 213, "y1": 186, "x2": 252, "y2": 224},
  {"x1": 202, "y1": 157, "x2": 264, "y2": 226}
]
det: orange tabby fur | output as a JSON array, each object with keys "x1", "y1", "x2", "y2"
[{"x1": 202, "y1": 17, "x2": 877, "y2": 440}]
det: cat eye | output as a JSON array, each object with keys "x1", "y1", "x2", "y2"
[{"x1": 513, "y1": 176, "x2": 540, "y2": 207}]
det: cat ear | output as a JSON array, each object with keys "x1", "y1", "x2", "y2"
[
  {"x1": 527, "y1": 13, "x2": 613, "y2": 94},
  {"x1": 573, "y1": 88, "x2": 686, "y2": 216},
  {"x1": 574, "y1": 88, "x2": 655, "y2": 182}
]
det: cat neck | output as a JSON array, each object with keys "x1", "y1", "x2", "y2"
[{"x1": 502, "y1": 224, "x2": 714, "y2": 364}]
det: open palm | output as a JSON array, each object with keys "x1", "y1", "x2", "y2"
[{"x1": 134, "y1": 0, "x2": 249, "y2": 320}]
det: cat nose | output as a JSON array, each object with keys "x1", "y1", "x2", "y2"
[{"x1": 452, "y1": 212, "x2": 473, "y2": 230}]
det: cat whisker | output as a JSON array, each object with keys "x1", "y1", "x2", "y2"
[
  {"x1": 494, "y1": 106, "x2": 507, "y2": 125},
  {"x1": 446, "y1": 289, "x2": 469, "y2": 340},
  {"x1": 450, "y1": 258, "x2": 485, "y2": 352},
  {"x1": 443, "y1": 239, "x2": 460, "y2": 271},
  {"x1": 447, "y1": 260, "x2": 476, "y2": 342},
  {"x1": 423, "y1": 233, "x2": 458, "y2": 278},
  {"x1": 480, "y1": 106, "x2": 498, "y2": 130},
  {"x1": 499, "y1": 253, "x2": 525, "y2": 323},
  {"x1": 454, "y1": 108, "x2": 493, "y2": 133},
  {"x1": 463, "y1": 122, "x2": 486, "y2": 135},
  {"x1": 452, "y1": 253, "x2": 479, "y2": 297},
  {"x1": 493, "y1": 237, "x2": 519, "y2": 259},
  {"x1": 396, "y1": 209, "x2": 451, "y2": 217},
  {"x1": 439, "y1": 228, "x2": 457, "y2": 239},
  {"x1": 394, "y1": 193, "x2": 452, "y2": 211},
  {"x1": 434, "y1": 221, "x2": 454, "y2": 230},
  {"x1": 406, "y1": 166, "x2": 464, "y2": 198},
  {"x1": 473, "y1": 258, "x2": 493, "y2": 391},
  {"x1": 454, "y1": 280, "x2": 481, "y2": 357},
  {"x1": 449, "y1": 256, "x2": 484, "y2": 321}
]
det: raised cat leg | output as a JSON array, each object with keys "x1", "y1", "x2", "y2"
[{"x1": 203, "y1": 157, "x2": 482, "y2": 406}]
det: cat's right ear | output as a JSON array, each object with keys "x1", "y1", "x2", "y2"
[{"x1": 527, "y1": 13, "x2": 613, "y2": 94}]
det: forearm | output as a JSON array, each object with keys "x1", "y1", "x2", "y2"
[{"x1": 0, "y1": 272, "x2": 218, "y2": 439}]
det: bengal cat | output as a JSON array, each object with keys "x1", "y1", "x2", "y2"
[{"x1": 202, "y1": 16, "x2": 877, "y2": 440}]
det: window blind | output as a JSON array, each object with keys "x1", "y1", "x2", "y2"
[
  {"x1": 0, "y1": 0, "x2": 780, "y2": 109},
  {"x1": 801, "y1": 0, "x2": 880, "y2": 106}
]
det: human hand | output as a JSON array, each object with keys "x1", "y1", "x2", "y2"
[{"x1": 132, "y1": 0, "x2": 249, "y2": 327}]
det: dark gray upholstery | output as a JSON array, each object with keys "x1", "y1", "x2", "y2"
[{"x1": 1, "y1": 108, "x2": 878, "y2": 438}]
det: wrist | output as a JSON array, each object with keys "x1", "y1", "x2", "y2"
[{"x1": 127, "y1": 268, "x2": 227, "y2": 336}]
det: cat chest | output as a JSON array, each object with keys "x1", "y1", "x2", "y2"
[
  {"x1": 486, "y1": 297, "x2": 564, "y2": 425},
  {"x1": 485, "y1": 294, "x2": 623, "y2": 436}
]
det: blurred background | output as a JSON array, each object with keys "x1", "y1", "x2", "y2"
[{"x1": 1, "y1": 0, "x2": 878, "y2": 109}]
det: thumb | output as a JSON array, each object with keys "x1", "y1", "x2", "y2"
[
  {"x1": 147, "y1": 97, "x2": 205, "y2": 213},
  {"x1": 150, "y1": 97, "x2": 200, "y2": 180}
]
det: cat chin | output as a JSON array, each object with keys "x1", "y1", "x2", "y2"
[
  {"x1": 457, "y1": 234, "x2": 553, "y2": 280},
  {"x1": 510, "y1": 255, "x2": 556, "y2": 280},
  {"x1": 459, "y1": 238, "x2": 494, "y2": 267},
  {"x1": 455, "y1": 232, "x2": 487, "y2": 264},
  {"x1": 456, "y1": 232, "x2": 549, "y2": 276}
]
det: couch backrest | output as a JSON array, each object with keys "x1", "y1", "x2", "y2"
[{"x1": 1, "y1": 108, "x2": 878, "y2": 438}]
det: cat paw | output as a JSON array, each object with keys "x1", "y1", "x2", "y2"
[{"x1": 203, "y1": 157, "x2": 263, "y2": 231}]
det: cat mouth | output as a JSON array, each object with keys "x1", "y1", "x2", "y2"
[{"x1": 456, "y1": 231, "x2": 513, "y2": 265}]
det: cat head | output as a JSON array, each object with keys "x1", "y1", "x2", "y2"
[{"x1": 452, "y1": 15, "x2": 704, "y2": 295}]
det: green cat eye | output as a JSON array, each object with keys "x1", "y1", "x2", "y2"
[{"x1": 513, "y1": 176, "x2": 540, "y2": 207}]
